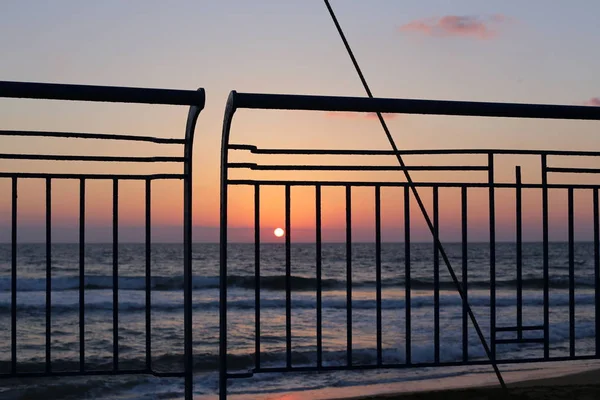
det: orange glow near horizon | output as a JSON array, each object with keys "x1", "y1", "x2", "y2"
[
  {"x1": 2, "y1": 92, "x2": 600, "y2": 242},
  {"x1": 2, "y1": 174, "x2": 599, "y2": 243}
]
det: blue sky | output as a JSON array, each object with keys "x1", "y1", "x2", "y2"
[{"x1": 3, "y1": 1, "x2": 599, "y2": 102}]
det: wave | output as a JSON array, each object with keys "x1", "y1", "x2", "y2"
[
  {"x1": 410, "y1": 277, "x2": 595, "y2": 290},
  {"x1": 2, "y1": 320, "x2": 595, "y2": 373},
  {"x1": 0, "y1": 274, "x2": 341, "y2": 292},
  {"x1": 0, "y1": 274, "x2": 595, "y2": 293},
  {"x1": 0, "y1": 347, "x2": 513, "y2": 373},
  {"x1": 1, "y1": 291, "x2": 597, "y2": 315}
]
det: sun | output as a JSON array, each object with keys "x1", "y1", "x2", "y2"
[{"x1": 274, "y1": 227, "x2": 285, "y2": 238}]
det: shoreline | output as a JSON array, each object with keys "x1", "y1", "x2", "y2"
[
  {"x1": 4, "y1": 360, "x2": 600, "y2": 399},
  {"x1": 217, "y1": 361, "x2": 600, "y2": 400},
  {"x1": 330, "y1": 364, "x2": 600, "y2": 400}
]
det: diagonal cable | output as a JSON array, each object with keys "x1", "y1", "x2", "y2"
[{"x1": 323, "y1": 0, "x2": 507, "y2": 390}]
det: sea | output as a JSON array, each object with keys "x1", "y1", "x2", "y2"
[{"x1": 1, "y1": 242, "x2": 600, "y2": 399}]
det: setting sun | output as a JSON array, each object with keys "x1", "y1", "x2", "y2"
[{"x1": 274, "y1": 227, "x2": 285, "y2": 237}]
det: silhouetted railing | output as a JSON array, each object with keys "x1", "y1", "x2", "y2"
[
  {"x1": 0, "y1": 81, "x2": 204, "y2": 399},
  {"x1": 220, "y1": 91, "x2": 600, "y2": 399}
]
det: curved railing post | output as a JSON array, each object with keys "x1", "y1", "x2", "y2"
[
  {"x1": 219, "y1": 91, "x2": 238, "y2": 400},
  {"x1": 183, "y1": 88, "x2": 205, "y2": 400}
]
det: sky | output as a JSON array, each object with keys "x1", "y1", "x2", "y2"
[{"x1": 1, "y1": 0, "x2": 600, "y2": 242}]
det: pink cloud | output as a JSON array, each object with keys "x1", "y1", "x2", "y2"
[
  {"x1": 325, "y1": 112, "x2": 398, "y2": 120},
  {"x1": 584, "y1": 97, "x2": 600, "y2": 106},
  {"x1": 400, "y1": 15, "x2": 510, "y2": 40}
]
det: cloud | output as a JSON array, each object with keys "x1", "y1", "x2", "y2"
[
  {"x1": 584, "y1": 97, "x2": 600, "y2": 106},
  {"x1": 399, "y1": 15, "x2": 509, "y2": 39},
  {"x1": 325, "y1": 111, "x2": 398, "y2": 120}
]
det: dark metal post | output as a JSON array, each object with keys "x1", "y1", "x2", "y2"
[
  {"x1": 220, "y1": 95, "x2": 236, "y2": 400},
  {"x1": 346, "y1": 185, "x2": 352, "y2": 366},
  {"x1": 461, "y1": 186, "x2": 468, "y2": 362},
  {"x1": 404, "y1": 186, "x2": 411, "y2": 365},
  {"x1": 184, "y1": 103, "x2": 201, "y2": 399},
  {"x1": 595, "y1": 189, "x2": 600, "y2": 356},
  {"x1": 79, "y1": 178, "x2": 85, "y2": 372},
  {"x1": 488, "y1": 155, "x2": 496, "y2": 360},
  {"x1": 46, "y1": 178, "x2": 52, "y2": 373},
  {"x1": 316, "y1": 185, "x2": 323, "y2": 368},
  {"x1": 516, "y1": 167, "x2": 523, "y2": 340},
  {"x1": 568, "y1": 188, "x2": 575, "y2": 357},
  {"x1": 541, "y1": 155, "x2": 550, "y2": 359},
  {"x1": 113, "y1": 179, "x2": 119, "y2": 371},
  {"x1": 433, "y1": 186, "x2": 440, "y2": 363},
  {"x1": 254, "y1": 185, "x2": 261, "y2": 368},
  {"x1": 375, "y1": 186, "x2": 382, "y2": 365},
  {"x1": 145, "y1": 179, "x2": 152, "y2": 372},
  {"x1": 11, "y1": 177, "x2": 17, "y2": 374},
  {"x1": 285, "y1": 185, "x2": 292, "y2": 368}
]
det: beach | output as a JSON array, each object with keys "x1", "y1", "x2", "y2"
[
  {"x1": 210, "y1": 360, "x2": 600, "y2": 400},
  {"x1": 338, "y1": 365, "x2": 600, "y2": 400},
  {"x1": 2, "y1": 359, "x2": 600, "y2": 399},
  {"x1": 357, "y1": 385, "x2": 600, "y2": 399}
]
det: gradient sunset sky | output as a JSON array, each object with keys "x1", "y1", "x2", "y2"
[{"x1": 1, "y1": 0, "x2": 600, "y2": 243}]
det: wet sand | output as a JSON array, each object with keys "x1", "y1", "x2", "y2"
[{"x1": 342, "y1": 367, "x2": 600, "y2": 400}]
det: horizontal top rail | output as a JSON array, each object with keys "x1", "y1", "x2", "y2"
[
  {"x1": 0, "y1": 130, "x2": 186, "y2": 143},
  {"x1": 228, "y1": 145, "x2": 600, "y2": 157},
  {"x1": 0, "y1": 81, "x2": 205, "y2": 107},
  {"x1": 227, "y1": 91, "x2": 600, "y2": 120},
  {"x1": 0, "y1": 172, "x2": 184, "y2": 180},
  {"x1": 0, "y1": 154, "x2": 185, "y2": 162},
  {"x1": 226, "y1": 179, "x2": 600, "y2": 189},
  {"x1": 227, "y1": 162, "x2": 486, "y2": 171}
]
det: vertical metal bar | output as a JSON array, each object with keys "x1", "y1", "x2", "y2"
[
  {"x1": 220, "y1": 113, "x2": 231, "y2": 400},
  {"x1": 488, "y1": 154, "x2": 496, "y2": 361},
  {"x1": 145, "y1": 179, "x2": 151, "y2": 371},
  {"x1": 79, "y1": 178, "x2": 85, "y2": 372},
  {"x1": 433, "y1": 186, "x2": 440, "y2": 364},
  {"x1": 595, "y1": 189, "x2": 600, "y2": 356},
  {"x1": 316, "y1": 185, "x2": 323, "y2": 369},
  {"x1": 11, "y1": 177, "x2": 17, "y2": 375},
  {"x1": 541, "y1": 154, "x2": 550, "y2": 359},
  {"x1": 346, "y1": 185, "x2": 352, "y2": 366},
  {"x1": 184, "y1": 168, "x2": 194, "y2": 400},
  {"x1": 183, "y1": 105, "x2": 198, "y2": 400},
  {"x1": 46, "y1": 178, "x2": 52, "y2": 373},
  {"x1": 375, "y1": 185, "x2": 382, "y2": 366},
  {"x1": 404, "y1": 186, "x2": 411, "y2": 365},
  {"x1": 516, "y1": 167, "x2": 523, "y2": 340},
  {"x1": 461, "y1": 186, "x2": 468, "y2": 362},
  {"x1": 285, "y1": 185, "x2": 292, "y2": 369},
  {"x1": 113, "y1": 179, "x2": 119, "y2": 371},
  {"x1": 254, "y1": 184, "x2": 261, "y2": 368},
  {"x1": 568, "y1": 187, "x2": 575, "y2": 357}
]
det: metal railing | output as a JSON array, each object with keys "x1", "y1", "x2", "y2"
[
  {"x1": 0, "y1": 81, "x2": 204, "y2": 399},
  {"x1": 220, "y1": 91, "x2": 600, "y2": 399}
]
